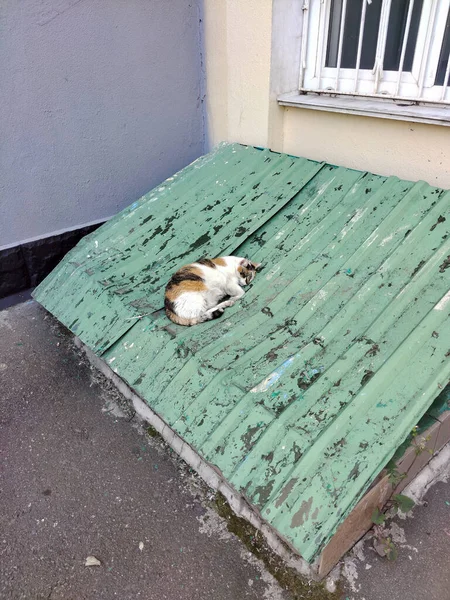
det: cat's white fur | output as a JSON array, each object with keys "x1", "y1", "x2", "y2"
[{"x1": 172, "y1": 256, "x2": 256, "y2": 322}]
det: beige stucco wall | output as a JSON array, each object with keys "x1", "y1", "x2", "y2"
[
  {"x1": 203, "y1": 0, "x2": 273, "y2": 149},
  {"x1": 203, "y1": 0, "x2": 450, "y2": 188}
]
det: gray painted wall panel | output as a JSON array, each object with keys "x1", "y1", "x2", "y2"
[{"x1": 1, "y1": 0, "x2": 204, "y2": 247}]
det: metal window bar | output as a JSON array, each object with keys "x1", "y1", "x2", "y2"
[
  {"x1": 395, "y1": 0, "x2": 415, "y2": 96},
  {"x1": 298, "y1": 0, "x2": 310, "y2": 90},
  {"x1": 300, "y1": 0, "x2": 450, "y2": 106},
  {"x1": 335, "y1": 0, "x2": 348, "y2": 90},
  {"x1": 353, "y1": 0, "x2": 368, "y2": 92},
  {"x1": 441, "y1": 48, "x2": 450, "y2": 100},
  {"x1": 417, "y1": 0, "x2": 438, "y2": 98},
  {"x1": 372, "y1": 0, "x2": 392, "y2": 93},
  {"x1": 316, "y1": 0, "x2": 329, "y2": 89}
]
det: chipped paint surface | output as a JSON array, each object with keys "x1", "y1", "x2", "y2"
[
  {"x1": 33, "y1": 143, "x2": 450, "y2": 562},
  {"x1": 250, "y1": 355, "x2": 299, "y2": 393}
]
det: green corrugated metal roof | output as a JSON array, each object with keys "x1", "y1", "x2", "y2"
[{"x1": 33, "y1": 143, "x2": 450, "y2": 562}]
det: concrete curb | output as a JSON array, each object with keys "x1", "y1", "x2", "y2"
[{"x1": 402, "y1": 442, "x2": 450, "y2": 504}]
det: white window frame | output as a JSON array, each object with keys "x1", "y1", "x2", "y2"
[
  {"x1": 276, "y1": 0, "x2": 450, "y2": 126},
  {"x1": 303, "y1": 0, "x2": 450, "y2": 103}
]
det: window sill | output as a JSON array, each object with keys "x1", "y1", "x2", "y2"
[{"x1": 277, "y1": 92, "x2": 450, "y2": 127}]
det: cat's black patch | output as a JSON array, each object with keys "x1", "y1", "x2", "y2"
[
  {"x1": 197, "y1": 258, "x2": 216, "y2": 269},
  {"x1": 210, "y1": 308, "x2": 225, "y2": 320},
  {"x1": 164, "y1": 297, "x2": 176, "y2": 313},
  {"x1": 167, "y1": 268, "x2": 204, "y2": 289}
]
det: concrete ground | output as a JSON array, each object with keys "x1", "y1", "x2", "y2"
[
  {"x1": 0, "y1": 302, "x2": 289, "y2": 600},
  {"x1": 340, "y1": 480, "x2": 450, "y2": 600},
  {"x1": 1, "y1": 300, "x2": 449, "y2": 600}
]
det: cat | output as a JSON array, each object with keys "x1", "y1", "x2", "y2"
[{"x1": 164, "y1": 256, "x2": 261, "y2": 326}]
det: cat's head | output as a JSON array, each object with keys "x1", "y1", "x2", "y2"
[{"x1": 238, "y1": 259, "x2": 262, "y2": 285}]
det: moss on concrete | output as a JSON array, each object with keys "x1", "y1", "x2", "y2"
[
  {"x1": 146, "y1": 425, "x2": 161, "y2": 439},
  {"x1": 214, "y1": 493, "x2": 340, "y2": 600}
]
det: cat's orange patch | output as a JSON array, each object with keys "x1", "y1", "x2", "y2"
[
  {"x1": 166, "y1": 276, "x2": 207, "y2": 301},
  {"x1": 179, "y1": 280, "x2": 207, "y2": 293},
  {"x1": 212, "y1": 257, "x2": 227, "y2": 267},
  {"x1": 165, "y1": 287, "x2": 178, "y2": 302}
]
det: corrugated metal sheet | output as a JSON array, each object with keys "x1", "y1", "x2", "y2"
[{"x1": 33, "y1": 143, "x2": 450, "y2": 562}]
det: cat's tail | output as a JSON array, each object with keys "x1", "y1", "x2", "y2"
[{"x1": 165, "y1": 306, "x2": 206, "y2": 326}]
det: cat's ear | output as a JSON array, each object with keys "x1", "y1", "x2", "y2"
[{"x1": 240, "y1": 259, "x2": 262, "y2": 270}]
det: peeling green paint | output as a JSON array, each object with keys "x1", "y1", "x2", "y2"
[{"x1": 34, "y1": 143, "x2": 450, "y2": 563}]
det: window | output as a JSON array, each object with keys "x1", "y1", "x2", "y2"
[{"x1": 279, "y1": 0, "x2": 450, "y2": 121}]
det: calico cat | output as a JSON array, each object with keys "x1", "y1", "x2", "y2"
[{"x1": 165, "y1": 256, "x2": 261, "y2": 326}]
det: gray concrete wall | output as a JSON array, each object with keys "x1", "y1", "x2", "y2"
[{"x1": 1, "y1": 0, "x2": 204, "y2": 248}]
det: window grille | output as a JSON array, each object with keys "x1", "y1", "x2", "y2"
[{"x1": 300, "y1": 0, "x2": 450, "y2": 105}]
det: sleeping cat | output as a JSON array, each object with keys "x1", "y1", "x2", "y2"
[{"x1": 165, "y1": 256, "x2": 261, "y2": 326}]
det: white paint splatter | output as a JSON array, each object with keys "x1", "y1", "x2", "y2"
[
  {"x1": 341, "y1": 208, "x2": 366, "y2": 238},
  {"x1": 197, "y1": 507, "x2": 233, "y2": 541},
  {"x1": 302, "y1": 177, "x2": 335, "y2": 216},
  {"x1": 265, "y1": 265, "x2": 280, "y2": 280},
  {"x1": 352, "y1": 540, "x2": 365, "y2": 562},
  {"x1": 326, "y1": 565, "x2": 341, "y2": 593},
  {"x1": 380, "y1": 232, "x2": 394, "y2": 246},
  {"x1": 380, "y1": 224, "x2": 410, "y2": 247},
  {"x1": 435, "y1": 290, "x2": 450, "y2": 311},
  {"x1": 250, "y1": 355, "x2": 299, "y2": 393},
  {"x1": 342, "y1": 555, "x2": 361, "y2": 592},
  {"x1": 364, "y1": 231, "x2": 379, "y2": 247},
  {"x1": 101, "y1": 399, "x2": 125, "y2": 418}
]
